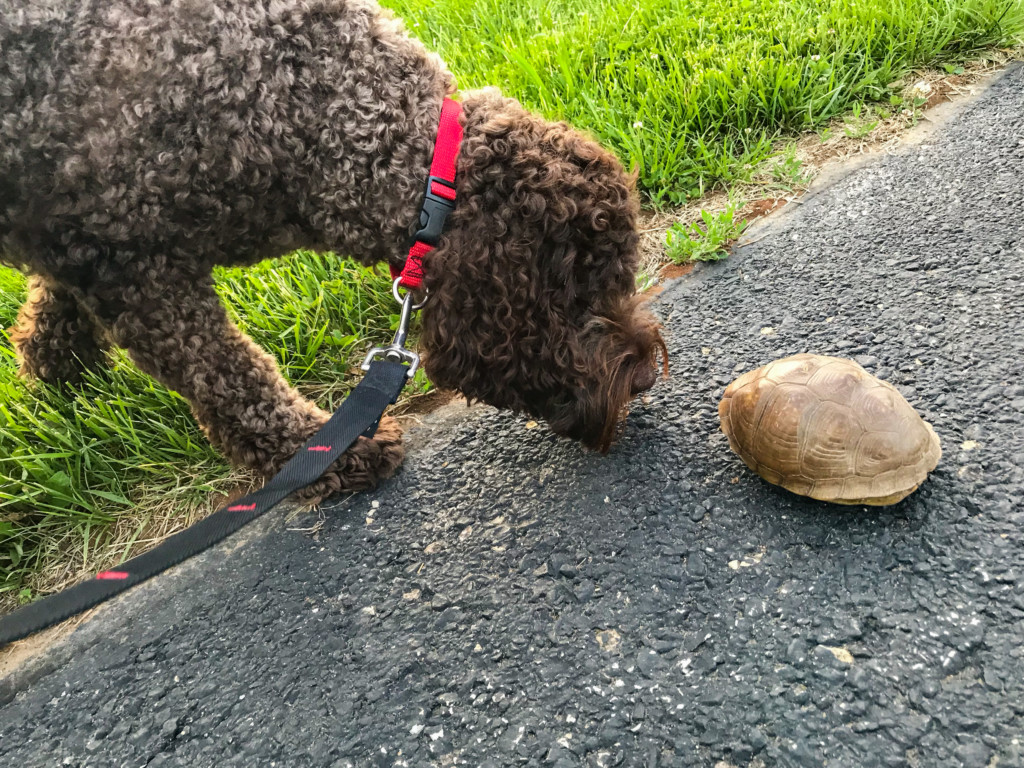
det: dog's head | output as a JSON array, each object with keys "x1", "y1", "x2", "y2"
[{"x1": 420, "y1": 89, "x2": 666, "y2": 451}]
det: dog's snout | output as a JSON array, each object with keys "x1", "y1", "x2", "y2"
[{"x1": 630, "y1": 363, "x2": 657, "y2": 396}]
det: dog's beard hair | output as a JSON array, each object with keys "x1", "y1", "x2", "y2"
[
  {"x1": 569, "y1": 305, "x2": 671, "y2": 454},
  {"x1": 592, "y1": 324, "x2": 668, "y2": 452},
  {"x1": 595, "y1": 358, "x2": 639, "y2": 452}
]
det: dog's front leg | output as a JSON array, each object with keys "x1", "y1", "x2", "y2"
[{"x1": 84, "y1": 270, "x2": 404, "y2": 501}]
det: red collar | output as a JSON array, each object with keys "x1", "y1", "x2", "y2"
[{"x1": 391, "y1": 97, "x2": 463, "y2": 291}]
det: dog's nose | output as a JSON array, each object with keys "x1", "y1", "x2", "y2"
[{"x1": 631, "y1": 363, "x2": 657, "y2": 396}]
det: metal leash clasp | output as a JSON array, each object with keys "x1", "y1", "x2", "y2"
[{"x1": 360, "y1": 278, "x2": 427, "y2": 379}]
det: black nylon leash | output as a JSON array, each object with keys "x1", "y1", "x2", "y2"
[{"x1": 0, "y1": 358, "x2": 410, "y2": 646}]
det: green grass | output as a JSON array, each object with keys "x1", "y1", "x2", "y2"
[
  {"x1": 213, "y1": 253, "x2": 400, "y2": 399},
  {"x1": 387, "y1": 0, "x2": 1023, "y2": 204},
  {"x1": 665, "y1": 195, "x2": 749, "y2": 262},
  {"x1": 766, "y1": 142, "x2": 813, "y2": 190},
  {"x1": 1, "y1": 0, "x2": 1023, "y2": 604}
]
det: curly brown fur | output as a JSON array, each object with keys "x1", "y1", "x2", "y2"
[
  {"x1": 423, "y1": 90, "x2": 667, "y2": 450},
  {"x1": 10, "y1": 275, "x2": 110, "y2": 386},
  {"x1": 0, "y1": 0, "x2": 663, "y2": 499}
]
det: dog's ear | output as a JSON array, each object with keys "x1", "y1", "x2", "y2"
[
  {"x1": 540, "y1": 126, "x2": 641, "y2": 308},
  {"x1": 456, "y1": 88, "x2": 642, "y2": 303},
  {"x1": 418, "y1": 219, "x2": 585, "y2": 412}
]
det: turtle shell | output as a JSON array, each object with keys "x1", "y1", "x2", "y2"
[{"x1": 718, "y1": 353, "x2": 941, "y2": 505}]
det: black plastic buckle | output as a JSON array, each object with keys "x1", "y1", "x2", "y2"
[{"x1": 412, "y1": 176, "x2": 456, "y2": 247}]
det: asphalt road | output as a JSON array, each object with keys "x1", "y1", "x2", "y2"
[{"x1": 2, "y1": 64, "x2": 1023, "y2": 768}]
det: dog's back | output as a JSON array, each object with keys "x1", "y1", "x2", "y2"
[
  {"x1": 0, "y1": 1, "x2": 74, "y2": 250},
  {"x1": 0, "y1": 0, "x2": 450, "y2": 275}
]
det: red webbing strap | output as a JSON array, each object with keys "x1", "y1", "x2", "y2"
[
  {"x1": 391, "y1": 97, "x2": 463, "y2": 291},
  {"x1": 429, "y1": 98, "x2": 462, "y2": 200},
  {"x1": 400, "y1": 241, "x2": 432, "y2": 289}
]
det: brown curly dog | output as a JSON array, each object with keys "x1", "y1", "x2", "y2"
[{"x1": 0, "y1": 0, "x2": 666, "y2": 499}]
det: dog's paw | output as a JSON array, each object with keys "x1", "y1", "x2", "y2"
[{"x1": 292, "y1": 415, "x2": 405, "y2": 505}]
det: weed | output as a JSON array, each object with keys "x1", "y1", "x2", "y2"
[
  {"x1": 635, "y1": 268, "x2": 658, "y2": 293},
  {"x1": 769, "y1": 143, "x2": 811, "y2": 190},
  {"x1": 842, "y1": 103, "x2": 880, "y2": 138},
  {"x1": 665, "y1": 197, "x2": 749, "y2": 263}
]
